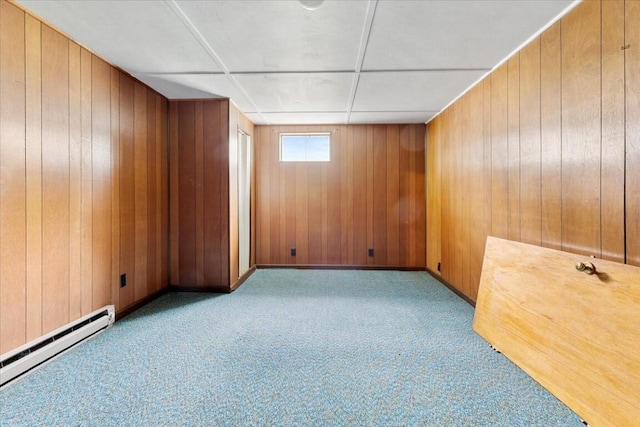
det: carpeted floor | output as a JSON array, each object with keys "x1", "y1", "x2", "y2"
[{"x1": 0, "y1": 269, "x2": 582, "y2": 426}]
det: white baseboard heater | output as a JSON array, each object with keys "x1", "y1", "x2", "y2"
[{"x1": 0, "y1": 305, "x2": 115, "y2": 387}]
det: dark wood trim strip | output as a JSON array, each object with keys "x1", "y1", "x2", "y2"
[
  {"x1": 115, "y1": 287, "x2": 169, "y2": 321},
  {"x1": 426, "y1": 268, "x2": 476, "y2": 307},
  {"x1": 256, "y1": 264, "x2": 427, "y2": 271}
]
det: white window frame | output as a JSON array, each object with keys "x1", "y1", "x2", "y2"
[{"x1": 279, "y1": 132, "x2": 331, "y2": 162}]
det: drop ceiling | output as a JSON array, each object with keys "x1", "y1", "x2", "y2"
[{"x1": 18, "y1": 0, "x2": 577, "y2": 125}]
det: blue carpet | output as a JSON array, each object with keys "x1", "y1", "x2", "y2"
[{"x1": 0, "y1": 269, "x2": 583, "y2": 426}]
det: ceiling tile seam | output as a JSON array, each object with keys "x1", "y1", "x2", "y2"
[
  {"x1": 164, "y1": 0, "x2": 269, "y2": 124},
  {"x1": 346, "y1": 0, "x2": 378, "y2": 124},
  {"x1": 139, "y1": 72, "x2": 227, "y2": 76},
  {"x1": 359, "y1": 68, "x2": 493, "y2": 74}
]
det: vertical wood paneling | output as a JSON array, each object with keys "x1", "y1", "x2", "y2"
[
  {"x1": 146, "y1": 91, "x2": 158, "y2": 293},
  {"x1": 91, "y1": 56, "x2": 112, "y2": 309},
  {"x1": 119, "y1": 74, "x2": 135, "y2": 309},
  {"x1": 467, "y1": 85, "x2": 484, "y2": 301},
  {"x1": 540, "y1": 22, "x2": 563, "y2": 250},
  {"x1": 561, "y1": 0, "x2": 602, "y2": 257},
  {"x1": 0, "y1": 1, "x2": 26, "y2": 352},
  {"x1": 133, "y1": 83, "x2": 148, "y2": 299},
  {"x1": 169, "y1": 102, "x2": 179, "y2": 285},
  {"x1": 80, "y1": 48, "x2": 93, "y2": 316},
  {"x1": 160, "y1": 98, "x2": 169, "y2": 289},
  {"x1": 41, "y1": 24, "x2": 69, "y2": 334},
  {"x1": 627, "y1": 0, "x2": 640, "y2": 266},
  {"x1": 177, "y1": 102, "x2": 196, "y2": 286},
  {"x1": 491, "y1": 64, "x2": 509, "y2": 239},
  {"x1": 387, "y1": 125, "x2": 400, "y2": 266},
  {"x1": 426, "y1": 0, "x2": 637, "y2": 302},
  {"x1": 519, "y1": 39, "x2": 542, "y2": 246},
  {"x1": 25, "y1": 14, "x2": 42, "y2": 341},
  {"x1": 426, "y1": 118, "x2": 441, "y2": 274},
  {"x1": 0, "y1": 2, "x2": 169, "y2": 354},
  {"x1": 194, "y1": 101, "x2": 204, "y2": 285},
  {"x1": 110, "y1": 68, "x2": 120, "y2": 312},
  {"x1": 255, "y1": 124, "x2": 425, "y2": 268},
  {"x1": 68, "y1": 41, "x2": 81, "y2": 320},
  {"x1": 600, "y1": 0, "x2": 625, "y2": 263},
  {"x1": 203, "y1": 101, "x2": 222, "y2": 284},
  {"x1": 507, "y1": 55, "x2": 521, "y2": 242}
]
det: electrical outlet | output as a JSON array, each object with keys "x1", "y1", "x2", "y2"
[
  {"x1": 368, "y1": 248, "x2": 374, "y2": 257},
  {"x1": 120, "y1": 274, "x2": 126, "y2": 288},
  {"x1": 291, "y1": 247, "x2": 296, "y2": 256}
]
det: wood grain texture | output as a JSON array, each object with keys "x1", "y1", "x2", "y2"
[
  {"x1": 169, "y1": 99, "x2": 243, "y2": 290},
  {"x1": 561, "y1": 0, "x2": 601, "y2": 257},
  {"x1": 519, "y1": 39, "x2": 541, "y2": 246},
  {"x1": 0, "y1": 1, "x2": 169, "y2": 355},
  {"x1": 426, "y1": 0, "x2": 637, "y2": 302},
  {"x1": 41, "y1": 24, "x2": 70, "y2": 335},
  {"x1": 626, "y1": 0, "x2": 640, "y2": 267},
  {"x1": 600, "y1": 0, "x2": 625, "y2": 263},
  {"x1": 540, "y1": 22, "x2": 562, "y2": 250},
  {"x1": 24, "y1": 14, "x2": 42, "y2": 341},
  {"x1": 0, "y1": 1, "x2": 26, "y2": 352},
  {"x1": 473, "y1": 237, "x2": 640, "y2": 427},
  {"x1": 426, "y1": 117, "x2": 441, "y2": 274},
  {"x1": 255, "y1": 124, "x2": 425, "y2": 268}
]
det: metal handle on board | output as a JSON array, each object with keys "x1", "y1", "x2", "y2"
[{"x1": 575, "y1": 261, "x2": 596, "y2": 275}]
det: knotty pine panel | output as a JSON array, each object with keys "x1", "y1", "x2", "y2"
[
  {"x1": 255, "y1": 124, "x2": 426, "y2": 268},
  {"x1": 426, "y1": 0, "x2": 634, "y2": 302},
  {"x1": 0, "y1": 1, "x2": 169, "y2": 354}
]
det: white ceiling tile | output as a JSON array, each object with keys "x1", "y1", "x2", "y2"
[
  {"x1": 18, "y1": 0, "x2": 221, "y2": 74},
  {"x1": 134, "y1": 73, "x2": 256, "y2": 112},
  {"x1": 234, "y1": 73, "x2": 354, "y2": 112},
  {"x1": 175, "y1": 0, "x2": 369, "y2": 72},
  {"x1": 255, "y1": 112, "x2": 347, "y2": 126},
  {"x1": 353, "y1": 71, "x2": 485, "y2": 112},
  {"x1": 363, "y1": 0, "x2": 574, "y2": 70},
  {"x1": 349, "y1": 111, "x2": 436, "y2": 125}
]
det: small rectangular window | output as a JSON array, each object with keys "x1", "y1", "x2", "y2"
[{"x1": 280, "y1": 133, "x2": 331, "y2": 162}]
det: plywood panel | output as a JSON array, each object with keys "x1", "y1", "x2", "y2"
[
  {"x1": 426, "y1": 118, "x2": 440, "y2": 274},
  {"x1": 68, "y1": 41, "x2": 81, "y2": 320},
  {"x1": 327, "y1": 127, "x2": 342, "y2": 264},
  {"x1": 414, "y1": 125, "x2": 426, "y2": 268},
  {"x1": 169, "y1": 102, "x2": 179, "y2": 285},
  {"x1": 177, "y1": 101, "x2": 196, "y2": 286},
  {"x1": 194, "y1": 101, "x2": 204, "y2": 285},
  {"x1": 0, "y1": 1, "x2": 26, "y2": 352},
  {"x1": 203, "y1": 101, "x2": 222, "y2": 285},
  {"x1": 626, "y1": 0, "x2": 640, "y2": 266},
  {"x1": 387, "y1": 125, "x2": 401, "y2": 267},
  {"x1": 307, "y1": 162, "x2": 323, "y2": 264},
  {"x1": 373, "y1": 126, "x2": 387, "y2": 265},
  {"x1": 474, "y1": 237, "x2": 640, "y2": 427},
  {"x1": 507, "y1": 55, "x2": 520, "y2": 242},
  {"x1": 91, "y1": 56, "x2": 112, "y2": 309},
  {"x1": 110, "y1": 68, "x2": 120, "y2": 312},
  {"x1": 25, "y1": 14, "x2": 42, "y2": 341},
  {"x1": 133, "y1": 83, "x2": 148, "y2": 297},
  {"x1": 41, "y1": 24, "x2": 70, "y2": 334},
  {"x1": 119, "y1": 74, "x2": 135, "y2": 308},
  {"x1": 490, "y1": 64, "x2": 509, "y2": 240},
  {"x1": 80, "y1": 48, "x2": 93, "y2": 316},
  {"x1": 561, "y1": 0, "x2": 601, "y2": 257},
  {"x1": 160, "y1": 97, "x2": 169, "y2": 289},
  {"x1": 146, "y1": 91, "x2": 158, "y2": 293},
  {"x1": 519, "y1": 39, "x2": 541, "y2": 246},
  {"x1": 540, "y1": 22, "x2": 562, "y2": 250},
  {"x1": 353, "y1": 126, "x2": 368, "y2": 265}
]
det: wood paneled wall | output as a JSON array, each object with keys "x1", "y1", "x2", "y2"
[
  {"x1": 426, "y1": 0, "x2": 639, "y2": 302},
  {"x1": 0, "y1": 0, "x2": 169, "y2": 354},
  {"x1": 255, "y1": 124, "x2": 426, "y2": 267},
  {"x1": 169, "y1": 99, "x2": 255, "y2": 291}
]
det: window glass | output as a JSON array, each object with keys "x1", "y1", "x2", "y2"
[{"x1": 280, "y1": 133, "x2": 330, "y2": 162}]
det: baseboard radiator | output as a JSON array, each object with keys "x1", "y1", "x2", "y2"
[{"x1": 0, "y1": 305, "x2": 115, "y2": 387}]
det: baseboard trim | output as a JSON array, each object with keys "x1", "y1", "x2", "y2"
[
  {"x1": 231, "y1": 265, "x2": 256, "y2": 291},
  {"x1": 256, "y1": 264, "x2": 426, "y2": 271},
  {"x1": 116, "y1": 287, "x2": 169, "y2": 321},
  {"x1": 426, "y1": 268, "x2": 476, "y2": 307},
  {"x1": 169, "y1": 284, "x2": 230, "y2": 293}
]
